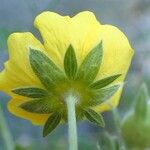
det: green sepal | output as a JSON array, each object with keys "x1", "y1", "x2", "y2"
[
  {"x1": 64, "y1": 45, "x2": 77, "y2": 79},
  {"x1": 87, "y1": 84, "x2": 120, "y2": 107},
  {"x1": 76, "y1": 41, "x2": 103, "y2": 84},
  {"x1": 19, "y1": 97, "x2": 61, "y2": 114},
  {"x1": 84, "y1": 108, "x2": 105, "y2": 127},
  {"x1": 29, "y1": 49, "x2": 66, "y2": 90},
  {"x1": 12, "y1": 87, "x2": 49, "y2": 98},
  {"x1": 20, "y1": 99, "x2": 53, "y2": 114},
  {"x1": 134, "y1": 83, "x2": 149, "y2": 120},
  {"x1": 43, "y1": 112, "x2": 61, "y2": 137},
  {"x1": 90, "y1": 74, "x2": 121, "y2": 89}
]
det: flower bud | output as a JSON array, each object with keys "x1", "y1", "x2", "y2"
[{"x1": 121, "y1": 84, "x2": 150, "y2": 148}]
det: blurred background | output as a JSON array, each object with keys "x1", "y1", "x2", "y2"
[{"x1": 0, "y1": 0, "x2": 150, "y2": 149}]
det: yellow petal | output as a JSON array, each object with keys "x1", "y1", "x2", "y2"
[
  {"x1": 34, "y1": 12, "x2": 69, "y2": 67},
  {"x1": 69, "y1": 11, "x2": 101, "y2": 65},
  {"x1": 34, "y1": 11, "x2": 100, "y2": 67},
  {"x1": 0, "y1": 32, "x2": 44, "y2": 96},
  {"x1": 7, "y1": 98, "x2": 49, "y2": 125},
  {"x1": 93, "y1": 25, "x2": 134, "y2": 112}
]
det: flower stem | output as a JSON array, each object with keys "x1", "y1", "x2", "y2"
[
  {"x1": 112, "y1": 109, "x2": 126, "y2": 150},
  {"x1": 0, "y1": 103, "x2": 15, "y2": 150},
  {"x1": 65, "y1": 92, "x2": 78, "y2": 150}
]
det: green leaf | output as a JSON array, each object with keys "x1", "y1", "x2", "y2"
[
  {"x1": 20, "y1": 99, "x2": 54, "y2": 114},
  {"x1": 64, "y1": 45, "x2": 77, "y2": 79},
  {"x1": 12, "y1": 87, "x2": 48, "y2": 98},
  {"x1": 84, "y1": 108, "x2": 105, "y2": 127},
  {"x1": 135, "y1": 83, "x2": 149, "y2": 119},
  {"x1": 29, "y1": 49, "x2": 66, "y2": 90},
  {"x1": 43, "y1": 112, "x2": 61, "y2": 137},
  {"x1": 76, "y1": 41, "x2": 103, "y2": 84},
  {"x1": 90, "y1": 74, "x2": 121, "y2": 89},
  {"x1": 88, "y1": 85, "x2": 120, "y2": 107}
]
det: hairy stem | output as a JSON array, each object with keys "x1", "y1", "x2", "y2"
[{"x1": 65, "y1": 92, "x2": 78, "y2": 150}]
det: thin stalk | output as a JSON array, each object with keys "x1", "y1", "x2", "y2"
[
  {"x1": 112, "y1": 109, "x2": 126, "y2": 150},
  {"x1": 65, "y1": 92, "x2": 78, "y2": 150},
  {"x1": 0, "y1": 104, "x2": 15, "y2": 150}
]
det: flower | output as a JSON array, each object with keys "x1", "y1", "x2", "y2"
[{"x1": 0, "y1": 11, "x2": 133, "y2": 126}]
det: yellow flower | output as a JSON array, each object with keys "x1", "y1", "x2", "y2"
[{"x1": 0, "y1": 11, "x2": 133, "y2": 125}]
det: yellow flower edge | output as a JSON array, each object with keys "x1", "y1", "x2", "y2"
[{"x1": 0, "y1": 11, "x2": 134, "y2": 125}]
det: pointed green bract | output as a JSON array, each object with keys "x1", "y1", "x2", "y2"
[
  {"x1": 29, "y1": 49, "x2": 66, "y2": 90},
  {"x1": 64, "y1": 45, "x2": 77, "y2": 79},
  {"x1": 20, "y1": 99, "x2": 53, "y2": 114},
  {"x1": 90, "y1": 74, "x2": 121, "y2": 89},
  {"x1": 87, "y1": 85, "x2": 120, "y2": 107},
  {"x1": 20, "y1": 96, "x2": 61, "y2": 114},
  {"x1": 135, "y1": 84, "x2": 149, "y2": 119},
  {"x1": 12, "y1": 87, "x2": 48, "y2": 98},
  {"x1": 76, "y1": 41, "x2": 103, "y2": 84},
  {"x1": 84, "y1": 108, "x2": 105, "y2": 127},
  {"x1": 43, "y1": 112, "x2": 61, "y2": 137}
]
